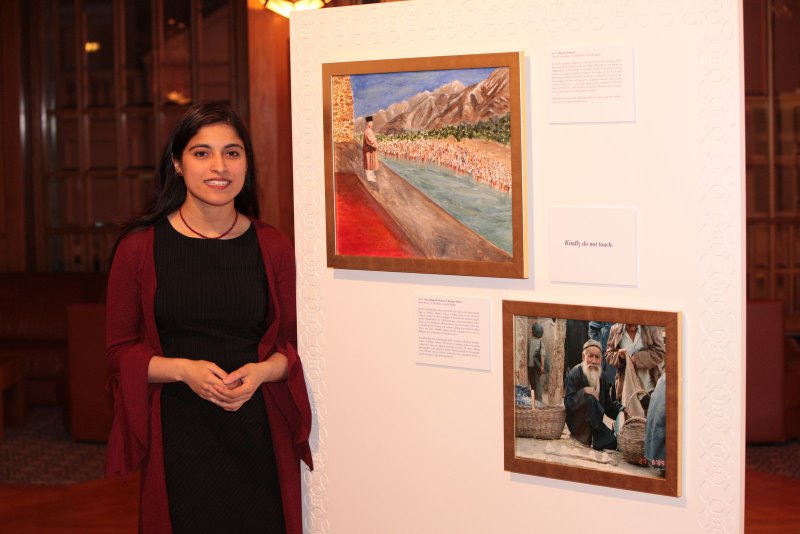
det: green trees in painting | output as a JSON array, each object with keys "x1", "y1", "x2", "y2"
[{"x1": 377, "y1": 113, "x2": 511, "y2": 145}]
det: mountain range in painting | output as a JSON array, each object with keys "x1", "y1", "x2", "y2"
[{"x1": 356, "y1": 67, "x2": 510, "y2": 135}]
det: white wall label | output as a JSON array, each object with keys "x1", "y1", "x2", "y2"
[
  {"x1": 415, "y1": 295, "x2": 491, "y2": 371},
  {"x1": 548, "y1": 206, "x2": 638, "y2": 286},
  {"x1": 548, "y1": 45, "x2": 636, "y2": 124}
]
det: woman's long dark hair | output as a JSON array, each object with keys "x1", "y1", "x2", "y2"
[{"x1": 110, "y1": 101, "x2": 259, "y2": 264}]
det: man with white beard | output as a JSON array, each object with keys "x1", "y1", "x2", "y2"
[{"x1": 564, "y1": 340, "x2": 624, "y2": 451}]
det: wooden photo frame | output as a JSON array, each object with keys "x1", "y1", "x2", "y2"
[
  {"x1": 322, "y1": 52, "x2": 526, "y2": 278},
  {"x1": 503, "y1": 301, "x2": 681, "y2": 497}
]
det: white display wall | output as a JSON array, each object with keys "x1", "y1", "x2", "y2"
[{"x1": 289, "y1": 1, "x2": 744, "y2": 532}]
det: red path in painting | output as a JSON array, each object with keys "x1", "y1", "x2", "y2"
[{"x1": 334, "y1": 172, "x2": 419, "y2": 257}]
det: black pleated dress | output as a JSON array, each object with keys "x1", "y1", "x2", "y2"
[{"x1": 154, "y1": 218, "x2": 285, "y2": 534}]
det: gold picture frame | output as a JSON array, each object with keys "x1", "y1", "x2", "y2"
[
  {"x1": 503, "y1": 300, "x2": 681, "y2": 497},
  {"x1": 322, "y1": 52, "x2": 526, "y2": 278}
]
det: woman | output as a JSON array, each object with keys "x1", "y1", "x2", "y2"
[{"x1": 105, "y1": 101, "x2": 312, "y2": 533}]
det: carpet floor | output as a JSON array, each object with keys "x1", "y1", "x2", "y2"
[
  {"x1": 0, "y1": 407, "x2": 105, "y2": 485},
  {"x1": 1, "y1": 407, "x2": 799, "y2": 485},
  {"x1": 745, "y1": 439, "x2": 800, "y2": 480}
]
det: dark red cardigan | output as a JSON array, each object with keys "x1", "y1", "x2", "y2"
[{"x1": 105, "y1": 221, "x2": 313, "y2": 534}]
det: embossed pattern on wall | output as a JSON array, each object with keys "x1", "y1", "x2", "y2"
[
  {"x1": 290, "y1": 13, "x2": 329, "y2": 534},
  {"x1": 694, "y1": 2, "x2": 741, "y2": 532}
]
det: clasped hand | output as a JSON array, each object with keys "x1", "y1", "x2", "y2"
[{"x1": 182, "y1": 360, "x2": 270, "y2": 412}]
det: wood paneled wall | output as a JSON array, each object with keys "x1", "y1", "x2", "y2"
[
  {"x1": 247, "y1": 1, "x2": 295, "y2": 241},
  {"x1": 0, "y1": 0, "x2": 386, "y2": 271},
  {"x1": 0, "y1": 0, "x2": 27, "y2": 271}
]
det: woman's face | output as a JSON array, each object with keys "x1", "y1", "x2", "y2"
[{"x1": 173, "y1": 123, "x2": 247, "y2": 209}]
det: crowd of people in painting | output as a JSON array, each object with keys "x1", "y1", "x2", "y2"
[
  {"x1": 523, "y1": 320, "x2": 667, "y2": 472},
  {"x1": 377, "y1": 138, "x2": 512, "y2": 193}
]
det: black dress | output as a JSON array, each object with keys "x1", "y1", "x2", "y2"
[{"x1": 154, "y1": 219, "x2": 285, "y2": 534}]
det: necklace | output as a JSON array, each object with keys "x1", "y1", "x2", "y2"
[{"x1": 179, "y1": 208, "x2": 239, "y2": 239}]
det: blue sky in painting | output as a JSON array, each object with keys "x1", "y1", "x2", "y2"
[{"x1": 350, "y1": 67, "x2": 495, "y2": 119}]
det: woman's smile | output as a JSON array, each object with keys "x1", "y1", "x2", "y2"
[{"x1": 204, "y1": 178, "x2": 232, "y2": 190}]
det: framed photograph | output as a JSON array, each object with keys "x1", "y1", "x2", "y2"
[
  {"x1": 322, "y1": 52, "x2": 526, "y2": 278},
  {"x1": 503, "y1": 301, "x2": 681, "y2": 497}
]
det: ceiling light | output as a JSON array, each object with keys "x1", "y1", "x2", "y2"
[{"x1": 263, "y1": 0, "x2": 332, "y2": 18}]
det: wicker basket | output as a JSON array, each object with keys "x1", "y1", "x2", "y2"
[
  {"x1": 618, "y1": 416, "x2": 647, "y2": 465},
  {"x1": 515, "y1": 405, "x2": 566, "y2": 440}
]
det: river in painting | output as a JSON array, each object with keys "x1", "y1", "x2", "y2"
[{"x1": 382, "y1": 155, "x2": 512, "y2": 254}]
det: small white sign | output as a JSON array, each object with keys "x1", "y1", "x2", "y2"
[
  {"x1": 548, "y1": 45, "x2": 636, "y2": 124},
  {"x1": 548, "y1": 206, "x2": 638, "y2": 286},
  {"x1": 415, "y1": 295, "x2": 491, "y2": 371}
]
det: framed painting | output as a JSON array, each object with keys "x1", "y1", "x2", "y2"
[
  {"x1": 503, "y1": 300, "x2": 681, "y2": 497},
  {"x1": 322, "y1": 52, "x2": 526, "y2": 278}
]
